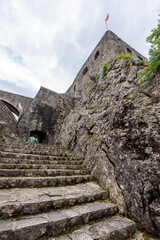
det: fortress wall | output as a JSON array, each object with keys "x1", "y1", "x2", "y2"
[
  {"x1": 21, "y1": 87, "x2": 74, "y2": 143},
  {"x1": 0, "y1": 90, "x2": 33, "y2": 140}
]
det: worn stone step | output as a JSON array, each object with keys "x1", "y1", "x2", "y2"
[
  {"x1": 0, "y1": 148, "x2": 67, "y2": 158},
  {"x1": 0, "y1": 169, "x2": 89, "y2": 177},
  {"x1": 0, "y1": 143, "x2": 61, "y2": 151},
  {"x1": 0, "y1": 163, "x2": 85, "y2": 170},
  {"x1": 0, "y1": 148, "x2": 70, "y2": 156},
  {"x1": 0, "y1": 182, "x2": 108, "y2": 218},
  {"x1": 0, "y1": 152, "x2": 81, "y2": 161},
  {"x1": 0, "y1": 175, "x2": 93, "y2": 188},
  {"x1": 0, "y1": 146, "x2": 76, "y2": 156},
  {"x1": 0, "y1": 145, "x2": 57, "y2": 150},
  {"x1": 0, "y1": 158, "x2": 83, "y2": 165},
  {"x1": 0, "y1": 200, "x2": 118, "y2": 240},
  {"x1": 53, "y1": 216, "x2": 136, "y2": 240},
  {"x1": 0, "y1": 143, "x2": 61, "y2": 150}
]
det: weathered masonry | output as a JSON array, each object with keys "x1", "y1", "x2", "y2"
[{"x1": 0, "y1": 30, "x2": 159, "y2": 238}]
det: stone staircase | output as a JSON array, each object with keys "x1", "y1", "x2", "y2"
[{"x1": 0, "y1": 142, "x2": 136, "y2": 240}]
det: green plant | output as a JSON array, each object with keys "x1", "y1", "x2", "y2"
[
  {"x1": 137, "y1": 71, "x2": 145, "y2": 78},
  {"x1": 104, "y1": 93, "x2": 110, "y2": 97},
  {"x1": 102, "y1": 61, "x2": 114, "y2": 77},
  {"x1": 133, "y1": 15, "x2": 160, "y2": 98},
  {"x1": 147, "y1": 16, "x2": 160, "y2": 72},
  {"x1": 116, "y1": 53, "x2": 133, "y2": 60},
  {"x1": 87, "y1": 134, "x2": 93, "y2": 139},
  {"x1": 139, "y1": 58, "x2": 145, "y2": 65},
  {"x1": 143, "y1": 232, "x2": 157, "y2": 240},
  {"x1": 72, "y1": 108, "x2": 77, "y2": 114},
  {"x1": 87, "y1": 117, "x2": 91, "y2": 122},
  {"x1": 95, "y1": 73, "x2": 100, "y2": 80},
  {"x1": 87, "y1": 104, "x2": 93, "y2": 110},
  {"x1": 77, "y1": 114, "x2": 82, "y2": 121},
  {"x1": 103, "y1": 83, "x2": 109, "y2": 90},
  {"x1": 104, "y1": 93, "x2": 113, "y2": 101},
  {"x1": 102, "y1": 61, "x2": 108, "y2": 77},
  {"x1": 141, "y1": 107, "x2": 146, "y2": 112},
  {"x1": 64, "y1": 145, "x2": 73, "y2": 156},
  {"x1": 139, "y1": 16, "x2": 160, "y2": 83},
  {"x1": 86, "y1": 89, "x2": 92, "y2": 95}
]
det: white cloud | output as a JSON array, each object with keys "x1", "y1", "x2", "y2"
[{"x1": 0, "y1": 0, "x2": 159, "y2": 97}]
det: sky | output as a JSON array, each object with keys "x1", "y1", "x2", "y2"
[{"x1": 0, "y1": 0, "x2": 159, "y2": 98}]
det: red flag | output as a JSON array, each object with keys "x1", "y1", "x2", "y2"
[{"x1": 105, "y1": 13, "x2": 109, "y2": 22}]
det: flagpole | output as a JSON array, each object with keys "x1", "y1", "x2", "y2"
[{"x1": 105, "y1": 21, "x2": 108, "y2": 31}]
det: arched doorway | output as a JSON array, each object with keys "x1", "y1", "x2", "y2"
[
  {"x1": 2, "y1": 100, "x2": 19, "y2": 120},
  {"x1": 29, "y1": 130, "x2": 47, "y2": 143}
]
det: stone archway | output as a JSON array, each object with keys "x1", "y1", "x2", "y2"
[
  {"x1": 30, "y1": 130, "x2": 47, "y2": 143},
  {"x1": 2, "y1": 100, "x2": 19, "y2": 117}
]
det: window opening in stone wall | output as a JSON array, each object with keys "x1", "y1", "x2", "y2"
[
  {"x1": 74, "y1": 85, "x2": 76, "y2": 92},
  {"x1": 82, "y1": 67, "x2": 88, "y2": 75},
  {"x1": 94, "y1": 50, "x2": 99, "y2": 60},
  {"x1": 29, "y1": 130, "x2": 46, "y2": 143},
  {"x1": 126, "y1": 48, "x2": 132, "y2": 54},
  {"x1": 138, "y1": 56, "x2": 143, "y2": 61}
]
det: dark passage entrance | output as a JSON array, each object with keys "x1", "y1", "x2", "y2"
[{"x1": 30, "y1": 130, "x2": 47, "y2": 143}]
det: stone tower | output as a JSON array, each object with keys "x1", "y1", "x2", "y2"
[{"x1": 67, "y1": 30, "x2": 146, "y2": 94}]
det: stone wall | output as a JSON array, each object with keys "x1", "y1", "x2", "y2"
[
  {"x1": 0, "y1": 90, "x2": 33, "y2": 118},
  {"x1": 25, "y1": 87, "x2": 74, "y2": 143},
  {"x1": 0, "y1": 87, "x2": 74, "y2": 143},
  {"x1": 0, "y1": 30, "x2": 159, "y2": 236},
  {"x1": 0, "y1": 90, "x2": 33, "y2": 140},
  {"x1": 58, "y1": 58, "x2": 160, "y2": 235}
]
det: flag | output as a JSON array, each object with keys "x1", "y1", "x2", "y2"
[{"x1": 105, "y1": 13, "x2": 109, "y2": 22}]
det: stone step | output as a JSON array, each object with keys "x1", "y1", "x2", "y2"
[
  {"x1": 0, "y1": 143, "x2": 61, "y2": 151},
  {"x1": 0, "y1": 182, "x2": 108, "y2": 218},
  {"x1": 53, "y1": 216, "x2": 136, "y2": 240},
  {"x1": 0, "y1": 175, "x2": 93, "y2": 188},
  {"x1": 0, "y1": 163, "x2": 85, "y2": 170},
  {"x1": 0, "y1": 158, "x2": 83, "y2": 165},
  {"x1": 0, "y1": 144, "x2": 57, "y2": 150},
  {"x1": 0, "y1": 148, "x2": 70, "y2": 156},
  {"x1": 0, "y1": 145, "x2": 70, "y2": 156},
  {"x1": 0, "y1": 169, "x2": 89, "y2": 177},
  {"x1": 0, "y1": 152, "x2": 81, "y2": 161},
  {"x1": 0, "y1": 200, "x2": 118, "y2": 240}
]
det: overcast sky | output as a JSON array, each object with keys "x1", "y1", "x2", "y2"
[{"x1": 0, "y1": 0, "x2": 159, "y2": 98}]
